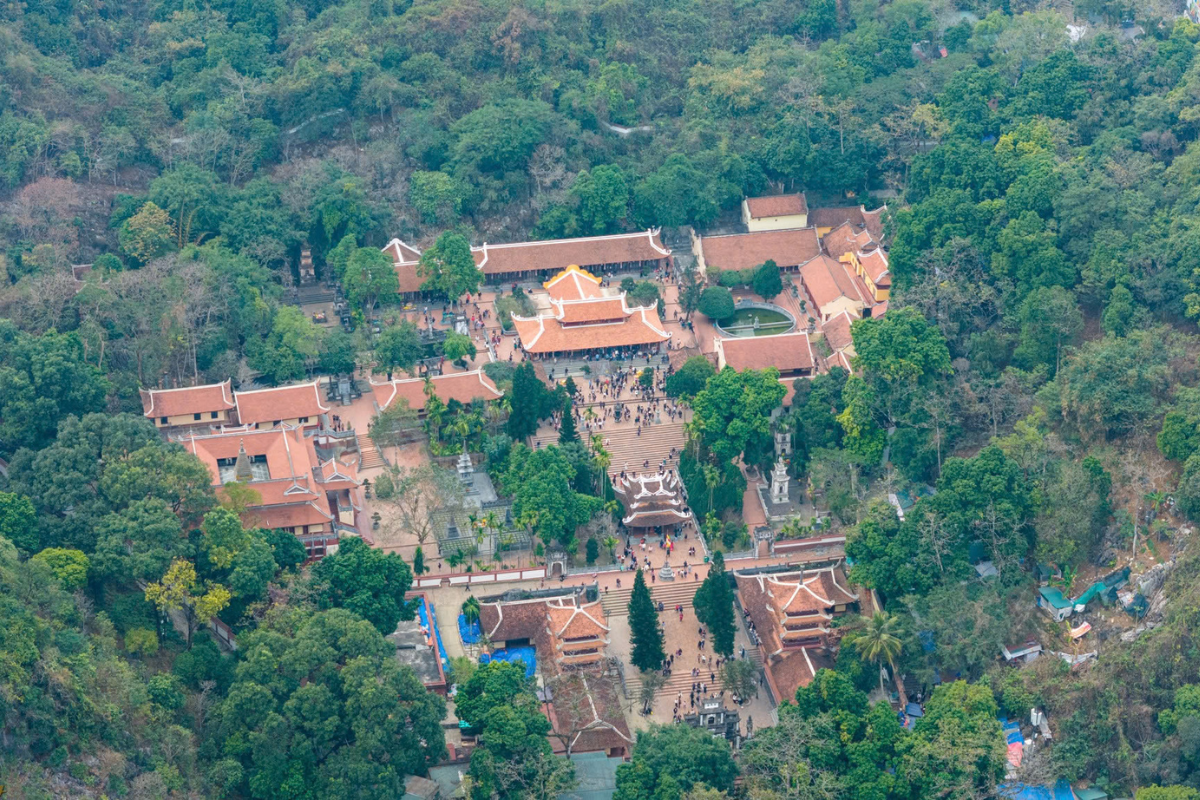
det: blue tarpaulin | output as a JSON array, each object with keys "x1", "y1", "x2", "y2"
[
  {"x1": 1000, "y1": 784, "x2": 1053, "y2": 800},
  {"x1": 1053, "y1": 779, "x2": 1075, "y2": 800},
  {"x1": 459, "y1": 614, "x2": 482, "y2": 644},
  {"x1": 905, "y1": 703, "x2": 924, "y2": 718}
]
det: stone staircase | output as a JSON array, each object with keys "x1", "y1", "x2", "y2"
[
  {"x1": 534, "y1": 421, "x2": 687, "y2": 477},
  {"x1": 356, "y1": 434, "x2": 386, "y2": 469},
  {"x1": 601, "y1": 580, "x2": 699, "y2": 617}
]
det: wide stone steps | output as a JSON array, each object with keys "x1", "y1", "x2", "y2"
[
  {"x1": 534, "y1": 421, "x2": 687, "y2": 479},
  {"x1": 356, "y1": 434, "x2": 386, "y2": 469},
  {"x1": 601, "y1": 581, "x2": 699, "y2": 617}
]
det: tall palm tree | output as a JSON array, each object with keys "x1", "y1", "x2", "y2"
[
  {"x1": 462, "y1": 596, "x2": 481, "y2": 625},
  {"x1": 591, "y1": 434, "x2": 612, "y2": 496},
  {"x1": 854, "y1": 611, "x2": 907, "y2": 710}
]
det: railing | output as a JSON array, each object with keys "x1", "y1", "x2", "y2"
[
  {"x1": 210, "y1": 617, "x2": 238, "y2": 651},
  {"x1": 413, "y1": 567, "x2": 547, "y2": 589}
]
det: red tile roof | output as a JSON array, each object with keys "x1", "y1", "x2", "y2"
[
  {"x1": 472, "y1": 231, "x2": 670, "y2": 277},
  {"x1": 383, "y1": 239, "x2": 425, "y2": 294},
  {"x1": 745, "y1": 194, "x2": 808, "y2": 219},
  {"x1": 370, "y1": 370, "x2": 503, "y2": 413},
  {"x1": 821, "y1": 222, "x2": 875, "y2": 262},
  {"x1": 858, "y1": 248, "x2": 890, "y2": 288},
  {"x1": 512, "y1": 301, "x2": 670, "y2": 354},
  {"x1": 553, "y1": 297, "x2": 630, "y2": 324},
  {"x1": 698, "y1": 228, "x2": 821, "y2": 273},
  {"x1": 234, "y1": 382, "x2": 330, "y2": 426},
  {"x1": 141, "y1": 380, "x2": 235, "y2": 419},
  {"x1": 250, "y1": 502, "x2": 334, "y2": 530},
  {"x1": 716, "y1": 331, "x2": 813, "y2": 374},
  {"x1": 822, "y1": 311, "x2": 854, "y2": 352},
  {"x1": 546, "y1": 599, "x2": 610, "y2": 640},
  {"x1": 800, "y1": 255, "x2": 869, "y2": 311},
  {"x1": 544, "y1": 265, "x2": 604, "y2": 301},
  {"x1": 809, "y1": 205, "x2": 887, "y2": 240}
]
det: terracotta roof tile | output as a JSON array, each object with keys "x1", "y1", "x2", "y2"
[
  {"x1": 698, "y1": 228, "x2": 821, "y2": 273},
  {"x1": 553, "y1": 297, "x2": 630, "y2": 324},
  {"x1": 769, "y1": 648, "x2": 831, "y2": 702},
  {"x1": 250, "y1": 502, "x2": 334, "y2": 530},
  {"x1": 859, "y1": 248, "x2": 890, "y2": 287},
  {"x1": 809, "y1": 206, "x2": 866, "y2": 229},
  {"x1": 821, "y1": 222, "x2": 875, "y2": 262},
  {"x1": 716, "y1": 331, "x2": 813, "y2": 374},
  {"x1": 512, "y1": 304, "x2": 669, "y2": 354},
  {"x1": 822, "y1": 311, "x2": 854, "y2": 352},
  {"x1": 544, "y1": 265, "x2": 604, "y2": 301},
  {"x1": 800, "y1": 255, "x2": 868, "y2": 311},
  {"x1": 482, "y1": 598, "x2": 550, "y2": 642},
  {"x1": 371, "y1": 370, "x2": 503, "y2": 412},
  {"x1": 383, "y1": 239, "x2": 425, "y2": 294},
  {"x1": 745, "y1": 194, "x2": 808, "y2": 219},
  {"x1": 141, "y1": 380, "x2": 235, "y2": 419},
  {"x1": 235, "y1": 382, "x2": 329, "y2": 426},
  {"x1": 473, "y1": 231, "x2": 670, "y2": 277}
]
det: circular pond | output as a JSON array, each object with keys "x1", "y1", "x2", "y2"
[{"x1": 715, "y1": 302, "x2": 796, "y2": 338}]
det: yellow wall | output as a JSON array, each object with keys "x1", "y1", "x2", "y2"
[
  {"x1": 252, "y1": 416, "x2": 318, "y2": 429},
  {"x1": 817, "y1": 295, "x2": 863, "y2": 323},
  {"x1": 742, "y1": 199, "x2": 808, "y2": 231},
  {"x1": 153, "y1": 409, "x2": 231, "y2": 428},
  {"x1": 838, "y1": 253, "x2": 890, "y2": 303}
]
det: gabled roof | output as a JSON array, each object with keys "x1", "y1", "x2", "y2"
[
  {"x1": 716, "y1": 331, "x2": 813, "y2": 374},
  {"x1": 745, "y1": 194, "x2": 808, "y2": 219},
  {"x1": 473, "y1": 230, "x2": 670, "y2": 276},
  {"x1": 822, "y1": 310, "x2": 855, "y2": 353},
  {"x1": 697, "y1": 227, "x2": 822, "y2": 273},
  {"x1": 141, "y1": 380, "x2": 235, "y2": 419},
  {"x1": 382, "y1": 239, "x2": 425, "y2": 294},
  {"x1": 858, "y1": 248, "x2": 890, "y2": 288},
  {"x1": 544, "y1": 265, "x2": 604, "y2": 301},
  {"x1": 234, "y1": 381, "x2": 329, "y2": 426},
  {"x1": 821, "y1": 221, "x2": 876, "y2": 261},
  {"x1": 370, "y1": 370, "x2": 503, "y2": 412},
  {"x1": 800, "y1": 255, "x2": 869, "y2": 310}
]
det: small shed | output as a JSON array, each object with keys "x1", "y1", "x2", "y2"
[
  {"x1": 1002, "y1": 641, "x2": 1043, "y2": 663},
  {"x1": 1037, "y1": 587, "x2": 1074, "y2": 622},
  {"x1": 1075, "y1": 788, "x2": 1108, "y2": 800}
]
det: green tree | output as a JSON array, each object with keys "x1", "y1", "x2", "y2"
[
  {"x1": 559, "y1": 398, "x2": 579, "y2": 444},
  {"x1": 693, "y1": 551, "x2": 735, "y2": 656},
  {"x1": 375, "y1": 321, "x2": 425, "y2": 376},
  {"x1": 344, "y1": 245, "x2": 400, "y2": 316},
  {"x1": 1138, "y1": 789, "x2": 1200, "y2": 800},
  {"x1": 413, "y1": 546, "x2": 427, "y2": 575},
  {"x1": 628, "y1": 569, "x2": 665, "y2": 671},
  {"x1": 750, "y1": 259, "x2": 783, "y2": 300},
  {"x1": 698, "y1": 286, "x2": 735, "y2": 322},
  {"x1": 1013, "y1": 285, "x2": 1083, "y2": 374},
  {"x1": 30, "y1": 547, "x2": 90, "y2": 590},
  {"x1": 118, "y1": 201, "x2": 176, "y2": 265},
  {"x1": 450, "y1": 99, "x2": 554, "y2": 176},
  {"x1": 311, "y1": 537, "x2": 414, "y2": 635},
  {"x1": 504, "y1": 445, "x2": 601, "y2": 548},
  {"x1": 93, "y1": 498, "x2": 188, "y2": 585},
  {"x1": 665, "y1": 356, "x2": 716, "y2": 399},
  {"x1": 144, "y1": 559, "x2": 232, "y2": 650},
  {"x1": 443, "y1": 331, "x2": 477, "y2": 365},
  {"x1": 418, "y1": 231, "x2": 481, "y2": 300},
  {"x1": 614, "y1": 724, "x2": 738, "y2": 800},
  {"x1": 507, "y1": 361, "x2": 556, "y2": 440},
  {"x1": 690, "y1": 366, "x2": 786, "y2": 466},
  {"x1": 213, "y1": 609, "x2": 446, "y2": 799},
  {"x1": 0, "y1": 491, "x2": 38, "y2": 553},
  {"x1": 410, "y1": 170, "x2": 465, "y2": 225},
  {"x1": 854, "y1": 611, "x2": 907, "y2": 708},
  {"x1": 571, "y1": 165, "x2": 629, "y2": 234}
]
